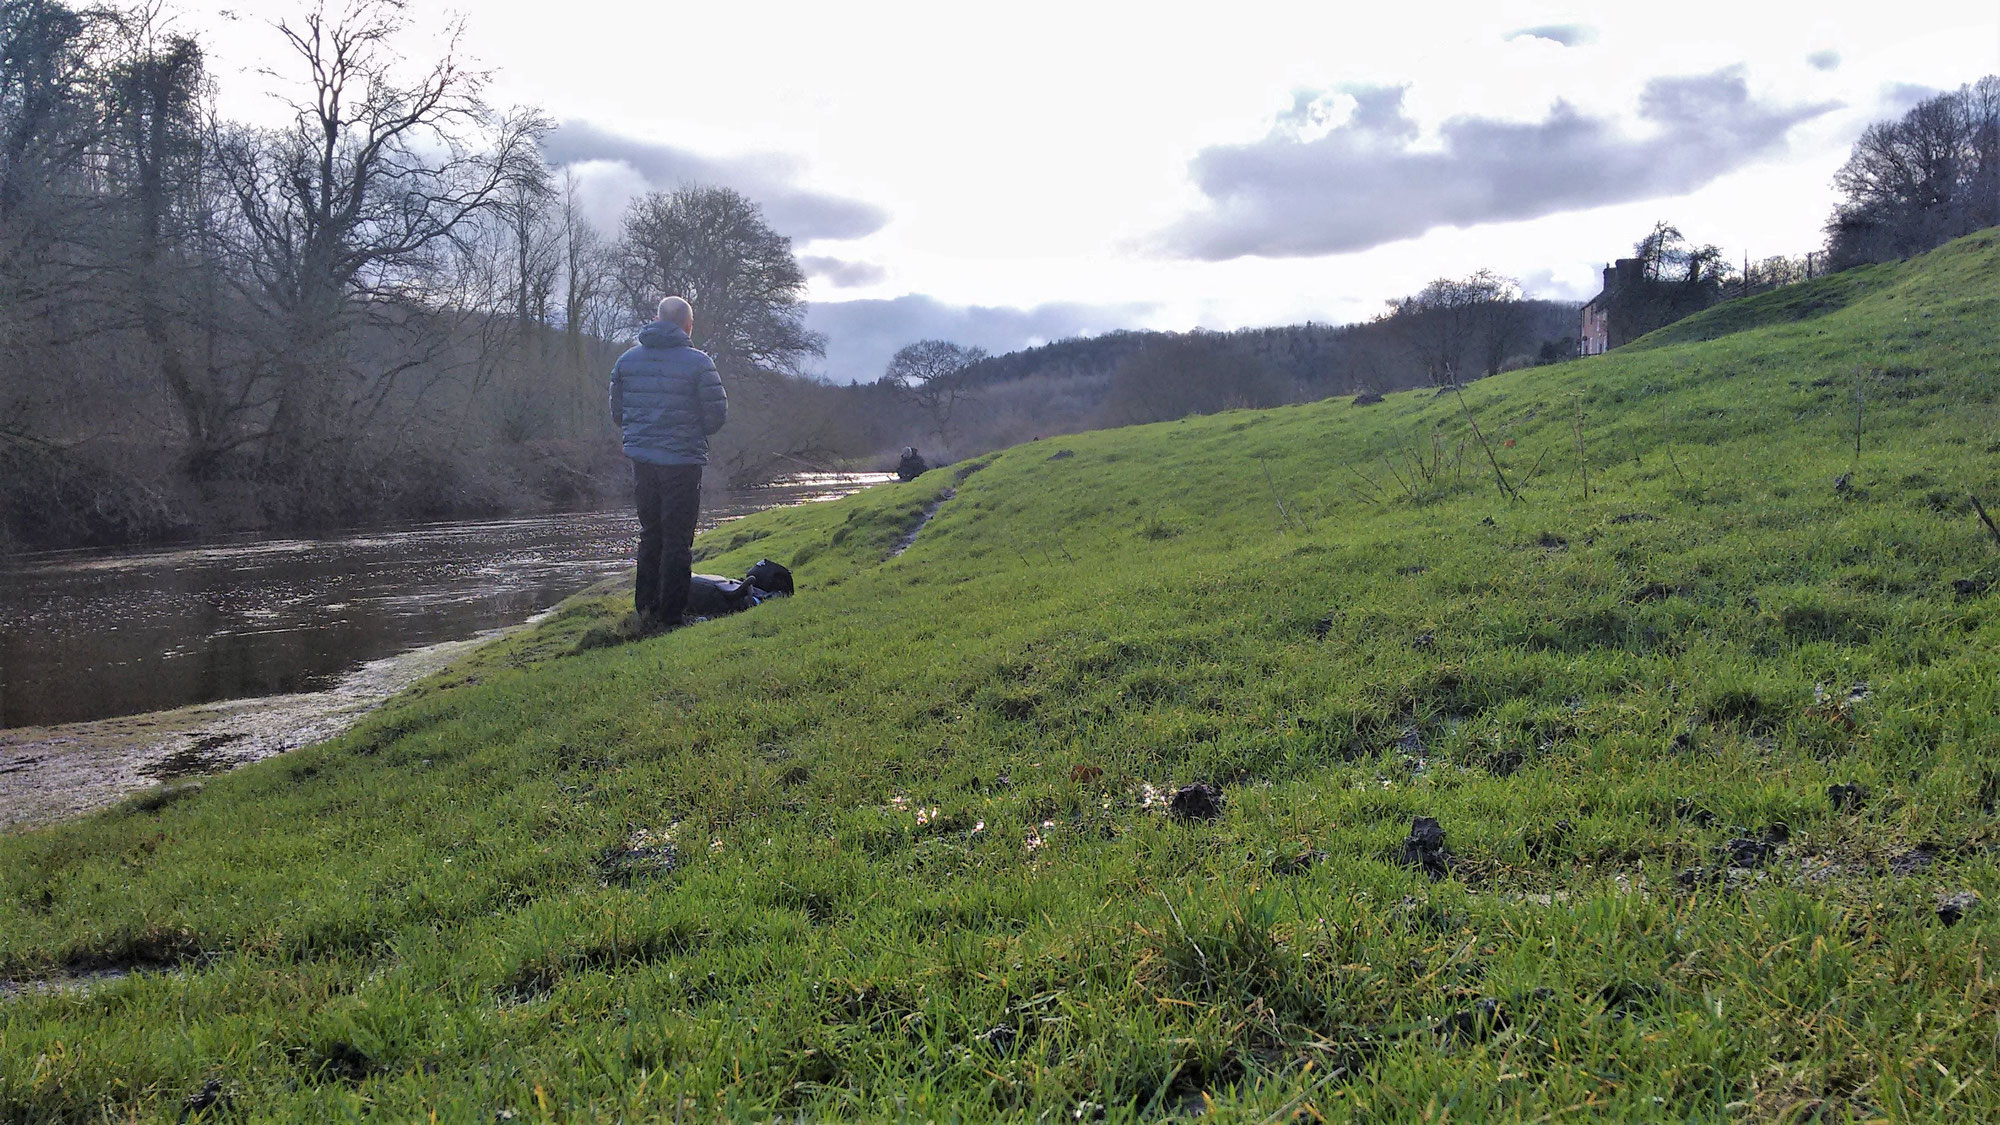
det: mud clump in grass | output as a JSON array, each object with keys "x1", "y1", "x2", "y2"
[
  {"x1": 1827, "y1": 782, "x2": 1871, "y2": 812},
  {"x1": 183, "y1": 1077, "x2": 227, "y2": 1118},
  {"x1": 1167, "y1": 782, "x2": 1225, "y2": 822},
  {"x1": 1720, "y1": 837, "x2": 1779, "y2": 869},
  {"x1": 1400, "y1": 816, "x2": 1455, "y2": 880},
  {"x1": 1888, "y1": 845, "x2": 1937, "y2": 877},
  {"x1": 1352, "y1": 391, "x2": 1385, "y2": 405},
  {"x1": 301, "y1": 1040, "x2": 376, "y2": 1085},
  {"x1": 1937, "y1": 891, "x2": 1980, "y2": 926},
  {"x1": 1442, "y1": 997, "x2": 1509, "y2": 1043},
  {"x1": 596, "y1": 829, "x2": 680, "y2": 885},
  {"x1": 1679, "y1": 832, "x2": 1786, "y2": 888},
  {"x1": 1524, "y1": 819, "x2": 1574, "y2": 862},
  {"x1": 1609, "y1": 512, "x2": 1657, "y2": 524}
]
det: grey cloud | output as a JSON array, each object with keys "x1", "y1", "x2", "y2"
[
  {"x1": 1880, "y1": 82, "x2": 1942, "y2": 115},
  {"x1": 1160, "y1": 68, "x2": 1838, "y2": 260},
  {"x1": 800, "y1": 256, "x2": 889, "y2": 288},
  {"x1": 543, "y1": 120, "x2": 889, "y2": 242},
  {"x1": 805, "y1": 296, "x2": 1157, "y2": 383},
  {"x1": 1806, "y1": 49, "x2": 1841, "y2": 71},
  {"x1": 1508, "y1": 24, "x2": 1596, "y2": 47}
]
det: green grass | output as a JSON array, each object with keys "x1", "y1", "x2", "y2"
[{"x1": 4, "y1": 230, "x2": 1999, "y2": 1122}]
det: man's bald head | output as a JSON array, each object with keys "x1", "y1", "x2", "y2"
[{"x1": 656, "y1": 296, "x2": 693, "y2": 331}]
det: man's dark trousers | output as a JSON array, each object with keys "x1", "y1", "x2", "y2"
[{"x1": 633, "y1": 461, "x2": 703, "y2": 625}]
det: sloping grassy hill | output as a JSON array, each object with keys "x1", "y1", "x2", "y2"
[{"x1": 4, "y1": 231, "x2": 1998, "y2": 1123}]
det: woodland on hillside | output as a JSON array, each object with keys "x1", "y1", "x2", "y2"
[{"x1": 1826, "y1": 76, "x2": 1999, "y2": 268}]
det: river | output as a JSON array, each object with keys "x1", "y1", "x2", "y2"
[{"x1": 0, "y1": 473, "x2": 891, "y2": 827}]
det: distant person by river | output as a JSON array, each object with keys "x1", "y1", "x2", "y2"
[{"x1": 610, "y1": 296, "x2": 728, "y2": 633}]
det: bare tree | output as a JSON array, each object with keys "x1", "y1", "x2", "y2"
[
  {"x1": 1383, "y1": 270, "x2": 1524, "y2": 384},
  {"x1": 99, "y1": 7, "x2": 243, "y2": 474},
  {"x1": 500, "y1": 158, "x2": 557, "y2": 342},
  {"x1": 613, "y1": 182, "x2": 832, "y2": 486},
  {"x1": 0, "y1": 0, "x2": 102, "y2": 218},
  {"x1": 615, "y1": 183, "x2": 822, "y2": 376},
  {"x1": 1, "y1": 0, "x2": 108, "y2": 434},
  {"x1": 884, "y1": 338, "x2": 986, "y2": 450},
  {"x1": 558, "y1": 168, "x2": 611, "y2": 366},
  {"x1": 212, "y1": 0, "x2": 547, "y2": 493}
]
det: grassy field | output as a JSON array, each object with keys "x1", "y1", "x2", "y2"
[{"x1": 3, "y1": 231, "x2": 1999, "y2": 1123}]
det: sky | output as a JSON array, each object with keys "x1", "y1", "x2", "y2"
[{"x1": 180, "y1": 1, "x2": 1999, "y2": 381}]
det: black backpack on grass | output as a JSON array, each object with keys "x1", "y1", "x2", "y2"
[
  {"x1": 745, "y1": 558, "x2": 793, "y2": 596},
  {"x1": 686, "y1": 575, "x2": 757, "y2": 616},
  {"x1": 685, "y1": 559, "x2": 795, "y2": 619}
]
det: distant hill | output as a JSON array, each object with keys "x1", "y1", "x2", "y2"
[{"x1": 958, "y1": 300, "x2": 1581, "y2": 394}]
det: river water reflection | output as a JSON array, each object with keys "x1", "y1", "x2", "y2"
[{"x1": 0, "y1": 473, "x2": 891, "y2": 728}]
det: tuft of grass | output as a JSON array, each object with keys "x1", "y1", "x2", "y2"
[{"x1": 1, "y1": 231, "x2": 1998, "y2": 1121}]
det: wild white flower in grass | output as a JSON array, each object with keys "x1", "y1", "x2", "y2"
[{"x1": 709, "y1": 837, "x2": 724, "y2": 853}]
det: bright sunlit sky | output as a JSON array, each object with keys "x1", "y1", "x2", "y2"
[{"x1": 180, "y1": 1, "x2": 1999, "y2": 381}]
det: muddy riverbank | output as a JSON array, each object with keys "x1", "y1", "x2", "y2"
[{"x1": 0, "y1": 620, "x2": 524, "y2": 831}]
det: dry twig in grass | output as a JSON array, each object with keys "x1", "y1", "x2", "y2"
[{"x1": 1972, "y1": 494, "x2": 2000, "y2": 549}]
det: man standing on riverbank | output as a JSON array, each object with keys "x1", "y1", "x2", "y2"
[{"x1": 611, "y1": 297, "x2": 728, "y2": 631}]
